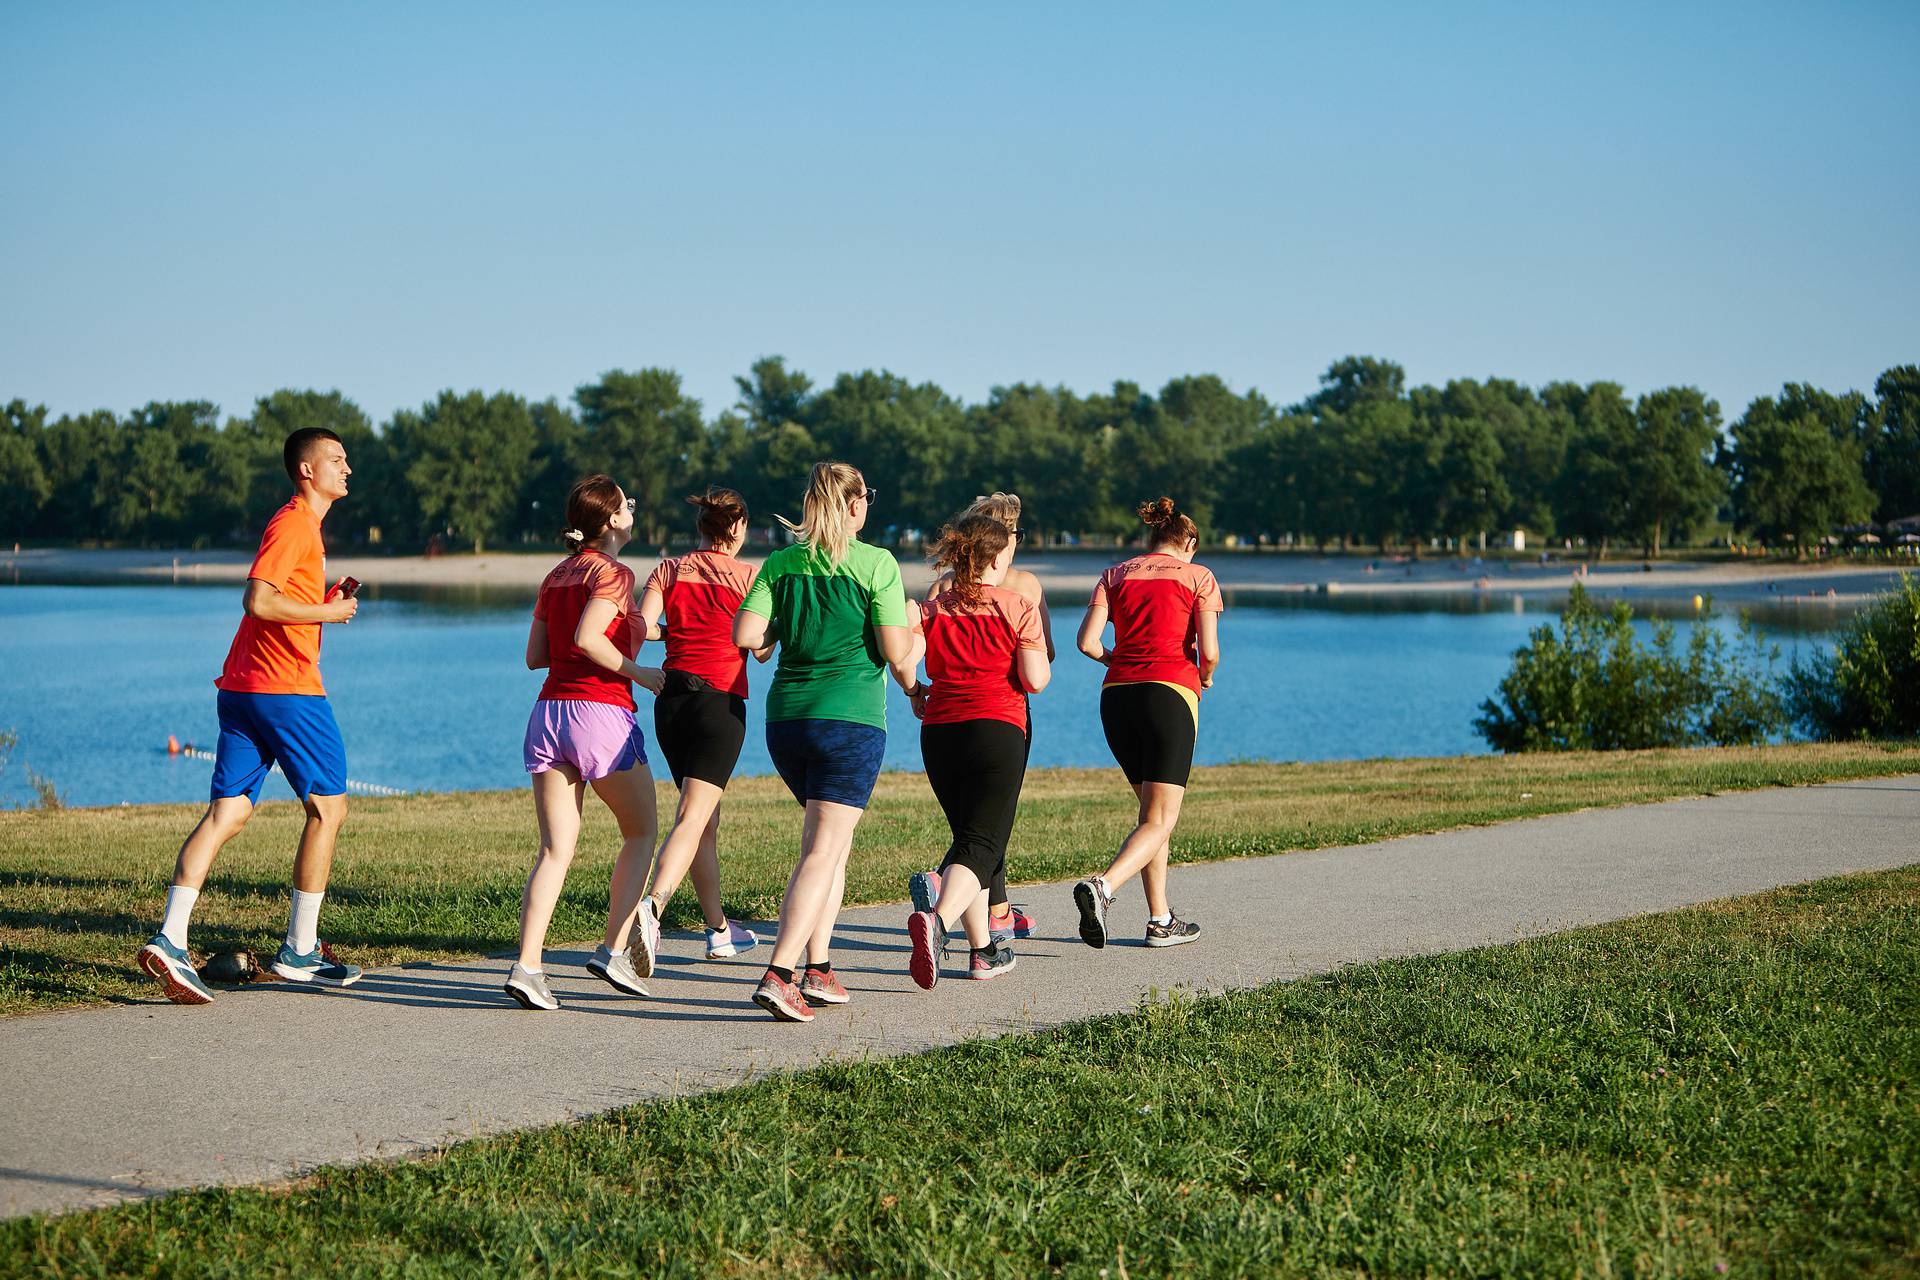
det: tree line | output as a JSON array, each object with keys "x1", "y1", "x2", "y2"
[{"x1": 3, "y1": 357, "x2": 1915, "y2": 555}]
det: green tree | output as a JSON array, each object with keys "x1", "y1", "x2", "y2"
[
  {"x1": 244, "y1": 390, "x2": 379, "y2": 541},
  {"x1": 804, "y1": 370, "x2": 968, "y2": 539},
  {"x1": 32, "y1": 409, "x2": 118, "y2": 538},
  {"x1": 1626, "y1": 387, "x2": 1723, "y2": 555},
  {"x1": 515, "y1": 397, "x2": 582, "y2": 545},
  {"x1": 1724, "y1": 387, "x2": 1874, "y2": 553},
  {"x1": 1300, "y1": 356, "x2": 1406, "y2": 417},
  {"x1": 99, "y1": 402, "x2": 225, "y2": 543},
  {"x1": 1866, "y1": 365, "x2": 1920, "y2": 523},
  {"x1": 0, "y1": 401, "x2": 51, "y2": 539},
  {"x1": 1547, "y1": 382, "x2": 1637, "y2": 556},
  {"x1": 573, "y1": 369, "x2": 707, "y2": 544},
  {"x1": 1783, "y1": 574, "x2": 1920, "y2": 739},
  {"x1": 393, "y1": 390, "x2": 536, "y2": 553}
]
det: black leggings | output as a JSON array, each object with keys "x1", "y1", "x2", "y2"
[
  {"x1": 1100, "y1": 682, "x2": 1197, "y2": 787},
  {"x1": 921, "y1": 719, "x2": 1029, "y2": 888},
  {"x1": 654, "y1": 674, "x2": 747, "y2": 788}
]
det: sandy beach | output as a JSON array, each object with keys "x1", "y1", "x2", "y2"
[{"x1": 4, "y1": 544, "x2": 1911, "y2": 605}]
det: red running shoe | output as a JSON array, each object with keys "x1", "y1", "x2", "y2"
[
  {"x1": 753, "y1": 971, "x2": 814, "y2": 1023},
  {"x1": 989, "y1": 905, "x2": 1035, "y2": 943},
  {"x1": 907, "y1": 910, "x2": 945, "y2": 990},
  {"x1": 800, "y1": 967, "x2": 849, "y2": 1005}
]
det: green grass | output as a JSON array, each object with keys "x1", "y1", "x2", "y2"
[
  {"x1": 6, "y1": 865, "x2": 1915, "y2": 1277},
  {"x1": 3, "y1": 741, "x2": 1918, "y2": 1017}
]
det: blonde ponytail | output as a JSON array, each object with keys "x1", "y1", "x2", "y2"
[{"x1": 776, "y1": 461, "x2": 865, "y2": 567}]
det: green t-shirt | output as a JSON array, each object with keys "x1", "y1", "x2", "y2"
[{"x1": 740, "y1": 539, "x2": 909, "y2": 728}]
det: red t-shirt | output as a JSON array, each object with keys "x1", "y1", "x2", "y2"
[
  {"x1": 1091, "y1": 554, "x2": 1225, "y2": 695},
  {"x1": 535, "y1": 550, "x2": 639, "y2": 709},
  {"x1": 217, "y1": 495, "x2": 328, "y2": 696},
  {"x1": 913, "y1": 583, "x2": 1046, "y2": 730},
  {"x1": 644, "y1": 549, "x2": 757, "y2": 699}
]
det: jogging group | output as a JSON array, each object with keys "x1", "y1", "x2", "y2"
[{"x1": 136, "y1": 427, "x2": 1225, "y2": 1023}]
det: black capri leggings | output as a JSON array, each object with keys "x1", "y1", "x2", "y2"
[
  {"x1": 1099, "y1": 682, "x2": 1197, "y2": 787},
  {"x1": 653, "y1": 671, "x2": 748, "y2": 789},
  {"x1": 921, "y1": 719, "x2": 1030, "y2": 887}
]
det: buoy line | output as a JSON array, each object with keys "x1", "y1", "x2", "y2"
[{"x1": 166, "y1": 741, "x2": 409, "y2": 797}]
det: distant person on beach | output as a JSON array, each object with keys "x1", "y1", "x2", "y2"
[
  {"x1": 505, "y1": 475, "x2": 667, "y2": 1011},
  {"x1": 904, "y1": 491, "x2": 1053, "y2": 944},
  {"x1": 137, "y1": 428, "x2": 366, "y2": 1004},
  {"x1": 1072, "y1": 497, "x2": 1223, "y2": 950},
  {"x1": 904, "y1": 513, "x2": 1051, "y2": 988},
  {"x1": 630, "y1": 487, "x2": 770, "y2": 969},
  {"x1": 732, "y1": 462, "x2": 919, "y2": 1022}
]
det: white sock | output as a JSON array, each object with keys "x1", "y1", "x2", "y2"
[
  {"x1": 160, "y1": 886, "x2": 198, "y2": 950},
  {"x1": 520, "y1": 962, "x2": 543, "y2": 974},
  {"x1": 1095, "y1": 876, "x2": 1114, "y2": 900},
  {"x1": 287, "y1": 889, "x2": 324, "y2": 954},
  {"x1": 1150, "y1": 912, "x2": 1172, "y2": 926}
]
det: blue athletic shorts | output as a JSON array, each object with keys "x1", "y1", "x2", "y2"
[
  {"x1": 765, "y1": 718, "x2": 886, "y2": 809},
  {"x1": 211, "y1": 690, "x2": 348, "y2": 803}
]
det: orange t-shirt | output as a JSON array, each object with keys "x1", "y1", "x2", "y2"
[
  {"x1": 216, "y1": 496, "x2": 329, "y2": 696},
  {"x1": 536, "y1": 550, "x2": 640, "y2": 710},
  {"x1": 1091, "y1": 553, "x2": 1225, "y2": 695}
]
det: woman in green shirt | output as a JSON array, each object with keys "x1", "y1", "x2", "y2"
[{"x1": 733, "y1": 461, "x2": 921, "y2": 1022}]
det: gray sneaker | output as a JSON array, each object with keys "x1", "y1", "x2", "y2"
[
  {"x1": 634, "y1": 896, "x2": 661, "y2": 978},
  {"x1": 1145, "y1": 915, "x2": 1201, "y2": 948},
  {"x1": 586, "y1": 944, "x2": 651, "y2": 997},
  {"x1": 504, "y1": 962, "x2": 559, "y2": 1011},
  {"x1": 1073, "y1": 878, "x2": 1113, "y2": 949}
]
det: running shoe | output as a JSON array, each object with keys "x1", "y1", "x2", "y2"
[
  {"x1": 1145, "y1": 916, "x2": 1202, "y2": 948},
  {"x1": 705, "y1": 920, "x2": 759, "y2": 959},
  {"x1": 505, "y1": 962, "x2": 559, "y2": 1011},
  {"x1": 753, "y1": 971, "x2": 814, "y2": 1022},
  {"x1": 586, "y1": 943, "x2": 650, "y2": 997},
  {"x1": 908, "y1": 868, "x2": 941, "y2": 914},
  {"x1": 270, "y1": 939, "x2": 363, "y2": 986},
  {"x1": 969, "y1": 946, "x2": 1018, "y2": 980},
  {"x1": 136, "y1": 934, "x2": 215, "y2": 1005},
  {"x1": 634, "y1": 896, "x2": 662, "y2": 978},
  {"x1": 989, "y1": 905, "x2": 1036, "y2": 944},
  {"x1": 1073, "y1": 878, "x2": 1113, "y2": 949},
  {"x1": 907, "y1": 910, "x2": 946, "y2": 990},
  {"x1": 800, "y1": 967, "x2": 850, "y2": 1005}
]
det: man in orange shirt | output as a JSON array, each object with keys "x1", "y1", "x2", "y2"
[{"x1": 137, "y1": 428, "x2": 366, "y2": 1003}]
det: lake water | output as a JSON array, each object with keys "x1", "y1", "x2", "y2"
[{"x1": 0, "y1": 583, "x2": 1846, "y2": 809}]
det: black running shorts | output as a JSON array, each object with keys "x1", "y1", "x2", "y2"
[
  {"x1": 1099, "y1": 682, "x2": 1197, "y2": 788},
  {"x1": 653, "y1": 671, "x2": 748, "y2": 789}
]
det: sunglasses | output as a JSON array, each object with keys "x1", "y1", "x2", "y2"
[
  {"x1": 623, "y1": 498, "x2": 638, "y2": 514},
  {"x1": 861, "y1": 487, "x2": 878, "y2": 505}
]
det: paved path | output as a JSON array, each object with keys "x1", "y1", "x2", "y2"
[{"x1": 3, "y1": 775, "x2": 1915, "y2": 1219}]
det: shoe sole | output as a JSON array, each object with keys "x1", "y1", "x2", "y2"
[
  {"x1": 1074, "y1": 882, "x2": 1107, "y2": 949},
  {"x1": 907, "y1": 912, "x2": 940, "y2": 990},
  {"x1": 969, "y1": 954, "x2": 1018, "y2": 981},
  {"x1": 270, "y1": 962, "x2": 362, "y2": 987},
  {"x1": 909, "y1": 872, "x2": 939, "y2": 914},
  {"x1": 138, "y1": 947, "x2": 214, "y2": 1006},
  {"x1": 1145, "y1": 929, "x2": 1201, "y2": 948},
  {"x1": 504, "y1": 980, "x2": 559, "y2": 1011},
  {"x1": 635, "y1": 911, "x2": 659, "y2": 979},
  {"x1": 753, "y1": 987, "x2": 814, "y2": 1022},
  {"x1": 585, "y1": 961, "x2": 650, "y2": 998}
]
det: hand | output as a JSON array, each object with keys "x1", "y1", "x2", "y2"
[
  {"x1": 909, "y1": 683, "x2": 930, "y2": 720},
  {"x1": 633, "y1": 666, "x2": 667, "y2": 695},
  {"x1": 1200, "y1": 673, "x2": 1214, "y2": 690},
  {"x1": 324, "y1": 597, "x2": 359, "y2": 624}
]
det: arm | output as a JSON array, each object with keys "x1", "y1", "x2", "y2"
[
  {"x1": 1035, "y1": 590, "x2": 1057, "y2": 663},
  {"x1": 1017, "y1": 645, "x2": 1051, "y2": 694},
  {"x1": 876, "y1": 624, "x2": 922, "y2": 691},
  {"x1": 1076, "y1": 600, "x2": 1111, "y2": 665},
  {"x1": 1196, "y1": 609, "x2": 1221, "y2": 689},
  {"x1": 637, "y1": 585, "x2": 666, "y2": 643},
  {"x1": 1008, "y1": 570, "x2": 1056, "y2": 662},
  {"x1": 575, "y1": 598, "x2": 665, "y2": 694},
  {"x1": 244, "y1": 578, "x2": 356, "y2": 625},
  {"x1": 733, "y1": 607, "x2": 772, "y2": 651},
  {"x1": 525, "y1": 617, "x2": 549, "y2": 670},
  {"x1": 751, "y1": 641, "x2": 777, "y2": 663}
]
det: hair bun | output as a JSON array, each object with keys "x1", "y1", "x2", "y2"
[{"x1": 1138, "y1": 497, "x2": 1178, "y2": 527}]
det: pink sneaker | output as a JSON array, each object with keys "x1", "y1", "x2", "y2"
[
  {"x1": 753, "y1": 970, "x2": 814, "y2": 1022},
  {"x1": 990, "y1": 905, "x2": 1035, "y2": 943},
  {"x1": 907, "y1": 910, "x2": 945, "y2": 990},
  {"x1": 706, "y1": 920, "x2": 759, "y2": 959},
  {"x1": 969, "y1": 946, "x2": 1018, "y2": 980}
]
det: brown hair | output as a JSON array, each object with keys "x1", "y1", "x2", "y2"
[
  {"x1": 687, "y1": 486, "x2": 748, "y2": 543},
  {"x1": 561, "y1": 474, "x2": 624, "y2": 553},
  {"x1": 928, "y1": 513, "x2": 1011, "y2": 607},
  {"x1": 1137, "y1": 496, "x2": 1198, "y2": 549},
  {"x1": 776, "y1": 461, "x2": 865, "y2": 567},
  {"x1": 966, "y1": 491, "x2": 1022, "y2": 531}
]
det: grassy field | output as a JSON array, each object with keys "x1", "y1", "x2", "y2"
[
  {"x1": 2, "y1": 740, "x2": 1917, "y2": 1017},
  {"x1": 5, "y1": 863, "x2": 1914, "y2": 1276}
]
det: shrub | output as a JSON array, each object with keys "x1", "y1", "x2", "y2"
[
  {"x1": 1783, "y1": 574, "x2": 1920, "y2": 740},
  {"x1": 1474, "y1": 584, "x2": 1784, "y2": 752}
]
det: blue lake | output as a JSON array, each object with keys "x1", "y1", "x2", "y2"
[{"x1": 0, "y1": 583, "x2": 1845, "y2": 809}]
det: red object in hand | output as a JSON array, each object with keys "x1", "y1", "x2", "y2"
[{"x1": 326, "y1": 576, "x2": 361, "y2": 601}]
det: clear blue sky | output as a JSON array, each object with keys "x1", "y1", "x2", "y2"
[{"x1": 3, "y1": 2, "x2": 1915, "y2": 428}]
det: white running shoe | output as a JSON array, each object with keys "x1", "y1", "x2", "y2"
[
  {"x1": 586, "y1": 944, "x2": 651, "y2": 996},
  {"x1": 705, "y1": 920, "x2": 759, "y2": 959},
  {"x1": 505, "y1": 963, "x2": 559, "y2": 1011},
  {"x1": 634, "y1": 896, "x2": 661, "y2": 978}
]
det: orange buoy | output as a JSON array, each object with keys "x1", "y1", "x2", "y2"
[{"x1": 166, "y1": 734, "x2": 181, "y2": 755}]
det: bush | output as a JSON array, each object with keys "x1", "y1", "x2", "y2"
[
  {"x1": 1474, "y1": 584, "x2": 1784, "y2": 752},
  {"x1": 1783, "y1": 574, "x2": 1920, "y2": 740}
]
